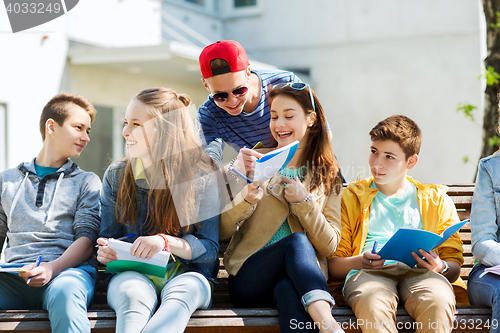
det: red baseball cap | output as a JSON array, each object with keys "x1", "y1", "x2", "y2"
[{"x1": 199, "y1": 40, "x2": 249, "y2": 79}]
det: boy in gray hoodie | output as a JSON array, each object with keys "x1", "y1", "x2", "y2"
[{"x1": 0, "y1": 93, "x2": 101, "y2": 333}]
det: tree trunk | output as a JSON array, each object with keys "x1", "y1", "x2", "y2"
[{"x1": 482, "y1": 0, "x2": 500, "y2": 158}]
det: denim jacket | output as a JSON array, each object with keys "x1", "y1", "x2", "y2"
[
  {"x1": 99, "y1": 161, "x2": 220, "y2": 283},
  {"x1": 471, "y1": 153, "x2": 500, "y2": 267}
]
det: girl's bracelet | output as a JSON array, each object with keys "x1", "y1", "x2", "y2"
[
  {"x1": 156, "y1": 233, "x2": 169, "y2": 251},
  {"x1": 302, "y1": 193, "x2": 313, "y2": 203},
  {"x1": 156, "y1": 233, "x2": 176, "y2": 262},
  {"x1": 227, "y1": 158, "x2": 239, "y2": 180}
]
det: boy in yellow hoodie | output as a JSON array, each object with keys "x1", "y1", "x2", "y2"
[{"x1": 328, "y1": 115, "x2": 465, "y2": 333}]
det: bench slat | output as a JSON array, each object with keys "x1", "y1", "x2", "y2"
[
  {"x1": 458, "y1": 211, "x2": 471, "y2": 221},
  {"x1": 463, "y1": 256, "x2": 475, "y2": 266},
  {"x1": 461, "y1": 232, "x2": 471, "y2": 242}
]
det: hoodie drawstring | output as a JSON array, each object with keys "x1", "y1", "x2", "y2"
[
  {"x1": 9, "y1": 172, "x2": 29, "y2": 220},
  {"x1": 46, "y1": 172, "x2": 64, "y2": 223}
]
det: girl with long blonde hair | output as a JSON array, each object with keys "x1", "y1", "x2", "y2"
[{"x1": 96, "y1": 87, "x2": 220, "y2": 333}]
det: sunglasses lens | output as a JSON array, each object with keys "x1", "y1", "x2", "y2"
[
  {"x1": 272, "y1": 82, "x2": 308, "y2": 90},
  {"x1": 213, "y1": 92, "x2": 229, "y2": 103},
  {"x1": 233, "y1": 86, "x2": 248, "y2": 97},
  {"x1": 291, "y1": 83, "x2": 307, "y2": 90}
]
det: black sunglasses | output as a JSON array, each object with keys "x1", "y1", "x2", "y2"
[{"x1": 212, "y1": 86, "x2": 249, "y2": 103}]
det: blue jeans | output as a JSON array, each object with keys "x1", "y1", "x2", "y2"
[
  {"x1": 468, "y1": 263, "x2": 500, "y2": 333},
  {"x1": 107, "y1": 271, "x2": 211, "y2": 333},
  {"x1": 0, "y1": 264, "x2": 96, "y2": 333},
  {"x1": 228, "y1": 233, "x2": 334, "y2": 333}
]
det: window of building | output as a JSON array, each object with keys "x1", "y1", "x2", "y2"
[
  {"x1": 226, "y1": 0, "x2": 261, "y2": 18},
  {"x1": 185, "y1": 0, "x2": 205, "y2": 5},
  {"x1": 0, "y1": 104, "x2": 7, "y2": 172},
  {"x1": 234, "y1": 0, "x2": 256, "y2": 8}
]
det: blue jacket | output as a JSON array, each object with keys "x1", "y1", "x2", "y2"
[
  {"x1": 471, "y1": 153, "x2": 500, "y2": 267},
  {"x1": 99, "y1": 161, "x2": 220, "y2": 283}
]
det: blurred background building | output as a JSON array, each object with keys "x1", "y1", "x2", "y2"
[{"x1": 0, "y1": 0, "x2": 485, "y2": 183}]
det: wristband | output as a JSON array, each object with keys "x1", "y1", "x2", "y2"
[
  {"x1": 156, "y1": 233, "x2": 169, "y2": 251},
  {"x1": 302, "y1": 193, "x2": 313, "y2": 203},
  {"x1": 440, "y1": 260, "x2": 450, "y2": 275}
]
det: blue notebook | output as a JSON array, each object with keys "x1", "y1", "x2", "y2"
[
  {"x1": 253, "y1": 140, "x2": 299, "y2": 183},
  {"x1": 376, "y1": 219, "x2": 468, "y2": 267}
]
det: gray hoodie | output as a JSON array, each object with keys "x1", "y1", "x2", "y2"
[{"x1": 0, "y1": 158, "x2": 101, "y2": 265}]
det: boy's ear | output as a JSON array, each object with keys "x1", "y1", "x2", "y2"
[
  {"x1": 45, "y1": 119, "x2": 56, "y2": 136},
  {"x1": 406, "y1": 154, "x2": 419, "y2": 170},
  {"x1": 202, "y1": 78, "x2": 210, "y2": 93}
]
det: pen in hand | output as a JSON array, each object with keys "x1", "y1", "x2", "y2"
[
  {"x1": 27, "y1": 255, "x2": 42, "y2": 285},
  {"x1": 368, "y1": 241, "x2": 379, "y2": 266},
  {"x1": 231, "y1": 167, "x2": 252, "y2": 184},
  {"x1": 230, "y1": 167, "x2": 262, "y2": 190},
  {"x1": 115, "y1": 233, "x2": 136, "y2": 241}
]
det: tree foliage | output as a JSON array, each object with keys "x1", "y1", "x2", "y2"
[{"x1": 481, "y1": 0, "x2": 500, "y2": 157}]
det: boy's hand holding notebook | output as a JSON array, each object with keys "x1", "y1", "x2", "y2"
[{"x1": 375, "y1": 219, "x2": 468, "y2": 268}]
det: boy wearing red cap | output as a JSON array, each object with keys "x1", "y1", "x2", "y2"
[{"x1": 197, "y1": 40, "x2": 303, "y2": 165}]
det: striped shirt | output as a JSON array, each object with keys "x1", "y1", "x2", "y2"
[{"x1": 196, "y1": 69, "x2": 301, "y2": 162}]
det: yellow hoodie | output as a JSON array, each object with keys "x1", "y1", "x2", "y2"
[{"x1": 328, "y1": 176, "x2": 468, "y2": 306}]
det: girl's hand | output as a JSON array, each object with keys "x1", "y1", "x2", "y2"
[
  {"x1": 130, "y1": 235, "x2": 164, "y2": 260},
  {"x1": 282, "y1": 176, "x2": 309, "y2": 203},
  {"x1": 241, "y1": 181, "x2": 264, "y2": 204},
  {"x1": 96, "y1": 237, "x2": 117, "y2": 265},
  {"x1": 18, "y1": 262, "x2": 55, "y2": 287},
  {"x1": 233, "y1": 148, "x2": 263, "y2": 173},
  {"x1": 412, "y1": 249, "x2": 444, "y2": 273},
  {"x1": 361, "y1": 250, "x2": 385, "y2": 270}
]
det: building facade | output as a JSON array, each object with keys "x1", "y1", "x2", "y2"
[{"x1": 0, "y1": 0, "x2": 484, "y2": 183}]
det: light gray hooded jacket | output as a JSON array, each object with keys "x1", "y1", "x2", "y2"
[{"x1": 0, "y1": 158, "x2": 101, "y2": 265}]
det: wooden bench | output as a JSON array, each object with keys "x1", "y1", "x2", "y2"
[{"x1": 0, "y1": 184, "x2": 493, "y2": 332}]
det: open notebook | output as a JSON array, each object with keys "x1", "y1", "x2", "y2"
[
  {"x1": 105, "y1": 239, "x2": 172, "y2": 278},
  {"x1": 376, "y1": 219, "x2": 468, "y2": 267},
  {"x1": 253, "y1": 140, "x2": 299, "y2": 183}
]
